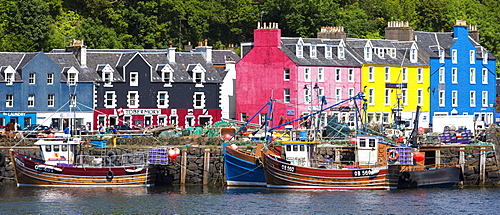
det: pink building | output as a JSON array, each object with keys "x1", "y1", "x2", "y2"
[{"x1": 236, "y1": 23, "x2": 363, "y2": 130}]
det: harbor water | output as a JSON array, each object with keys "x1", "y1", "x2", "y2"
[{"x1": 1, "y1": 184, "x2": 499, "y2": 214}]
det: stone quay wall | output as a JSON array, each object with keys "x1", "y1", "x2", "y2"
[{"x1": 1, "y1": 137, "x2": 500, "y2": 186}]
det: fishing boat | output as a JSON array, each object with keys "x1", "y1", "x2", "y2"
[
  {"x1": 398, "y1": 165, "x2": 461, "y2": 188},
  {"x1": 9, "y1": 138, "x2": 154, "y2": 187},
  {"x1": 223, "y1": 143, "x2": 266, "y2": 186},
  {"x1": 262, "y1": 135, "x2": 400, "y2": 190}
]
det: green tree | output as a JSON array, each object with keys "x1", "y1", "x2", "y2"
[{"x1": 74, "y1": 18, "x2": 122, "y2": 49}]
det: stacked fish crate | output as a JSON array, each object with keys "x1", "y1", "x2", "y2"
[
  {"x1": 387, "y1": 147, "x2": 413, "y2": 165},
  {"x1": 148, "y1": 147, "x2": 169, "y2": 164},
  {"x1": 440, "y1": 129, "x2": 472, "y2": 144}
]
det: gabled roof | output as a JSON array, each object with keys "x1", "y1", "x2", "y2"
[
  {"x1": 346, "y1": 38, "x2": 428, "y2": 66},
  {"x1": 211, "y1": 50, "x2": 240, "y2": 64},
  {"x1": 46, "y1": 52, "x2": 99, "y2": 82}
]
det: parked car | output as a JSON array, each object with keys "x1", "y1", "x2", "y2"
[
  {"x1": 114, "y1": 124, "x2": 132, "y2": 131},
  {"x1": 23, "y1": 125, "x2": 51, "y2": 137}
]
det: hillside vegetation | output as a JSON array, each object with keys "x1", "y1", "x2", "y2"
[{"x1": 1, "y1": 0, "x2": 499, "y2": 70}]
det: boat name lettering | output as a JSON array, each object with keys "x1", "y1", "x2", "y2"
[
  {"x1": 123, "y1": 109, "x2": 161, "y2": 115},
  {"x1": 352, "y1": 169, "x2": 375, "y2": 177},
  {"x1": 280, "y1": 164, "x2": 296, "y2": 173},
  {"x1": 14, "y1": 157, "x2": 25, "y2": 167},
  {"x1": 34, "y1": 164, "x2": 54, "y2": 173}
]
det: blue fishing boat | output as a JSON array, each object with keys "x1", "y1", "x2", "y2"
[{"x1": 223, "y1": 143, "x2": 266, "y2": 186}]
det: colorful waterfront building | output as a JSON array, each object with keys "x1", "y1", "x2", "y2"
[{"x1": 237, "y1": 23, "x2": 363, "y2": 130}]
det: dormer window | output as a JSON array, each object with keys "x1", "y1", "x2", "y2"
[
  {"x1": 410, "y1": 46, "x2": 417, "y2": 63},
  {"x1": 190, "y1": 64, "x2": 206, "y2": 87},
  {"x1": 5, "y1": 71, "x2": 14, "y2": 85},
  {"x1": 338, "y1": 46, "x2": 345, "y2": 59},
  {"x1": 162, "y1": 71, "x2": 173, "y2": 86},
  {"x1": 325, "y1": 46, "x2": 332, "y2": 58},
  {"x1": 364, "y1": 44, "x2": 372, "y2": 61},
  {"x1": 103, "y1": 71, "x2": 113, "y2": 86},
  {"x1": 389, "y1": 48, "x2": 396, "y2": 58},
  {"x1": 483, "y1": 51, "x2": 488, "y2": 65},
  {"x1": 296, "y1": 39, "x2": 304, "y2": 58},
  {"x1": 68, "y1": 71, "x2": 78, "y2": 85},
  {"x1": 377, "y1": 48, "x2": 384, "y2": 58},
  {"x1": 310, "y1": 45, "x2": 317, "y2": 58},
  {"x1": 439, "y1": 49, "x2": 445, "y2": 63}
]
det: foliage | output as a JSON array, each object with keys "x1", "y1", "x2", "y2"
[{"x1": 0, "y1": 0, "x2": 498, "y2": 72}]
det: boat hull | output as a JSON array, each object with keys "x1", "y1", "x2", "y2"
[
  {"x1": 10, "y1": 150, "x2": 155, "y2": 187},
  {"x1": 224, "y1": 145, "x2": 266, "y2": 186},
  {"x1": 398, "y1": 166, "x2": 462, "y2": 188},
  {"x1": 263, "y1": 153, "x2": 399, "y2": 190}
]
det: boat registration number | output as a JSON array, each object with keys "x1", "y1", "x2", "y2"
[
  {"x1": 280, "y1": 164, "x2": 296, "y2": 173},
  {"x1": 352, "y1": 169, "x2": 374, "y2": 177}
]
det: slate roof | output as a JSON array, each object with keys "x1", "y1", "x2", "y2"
[
  {"x1": 414, "y1": 31, "x2": 496, "y2": 60},
  {"x1": 0, "y1": 52, "x2": 37, "y2": 81},
  {"x1": 211, "y1": 50, "x2": 240, "y2": 64},
  {"x1": 280, "y1": 37, "x2": 362, "y2": 67},
  {"x1": 346, "y1": 38, "x2": 428, "y2": 66},
  {"x1": 46, "y1": 52, "x2": 99, "y2": 82}
]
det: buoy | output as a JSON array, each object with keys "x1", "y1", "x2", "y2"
[
  {"x1": 47, "y1": 133, "x2": 55, "y2": 138},
  {"x1": 350, "y1": 138, "x2": 356, "y2": 145},
  {"x1": 168, "y1": 149, "x2": 177, "y2": 159},
  {"x1": 174, "y1": 148, "x2": 180, "y2": 156},
  {"x1": 223, "y1": 133, "x2": 232, "y2": 140},
  {"x1": 413, "y1": 151, "x2": 425, "y2": 162},
  {"x1": 388, "y1": 149, "x2": 399, "y2": 161},
  {"x1": 231, "y1": 144, "x2": 238, "y2": 150}
]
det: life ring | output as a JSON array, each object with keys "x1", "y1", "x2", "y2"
[
  {"x1": 0, "y1": 152, "x2": 5, "y2": 167},
  {"x1": 388, "y1": 149, "x2": 399, "y2": 161},
  {"x1": 106, "y1": 170, "x2": 114, "y2": 181},
  {"x1": 107, "y1": 151, "x2": 117, "y2": 163}
]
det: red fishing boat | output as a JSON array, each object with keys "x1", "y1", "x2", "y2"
[{"x1": 10, "y1": 138, "x2": 154, "y2": 187}]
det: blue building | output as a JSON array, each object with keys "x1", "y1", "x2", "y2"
[{"x1": 386, "y1": 20, "x2": 497, "y2": 126}]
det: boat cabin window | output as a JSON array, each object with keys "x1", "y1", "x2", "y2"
[
  {"x1": 359, "y1": 139, "x2": 366, "y2": 147},
  {"x1": 62, "y1": 145, "x2": 67, "y2": 152},
  {"x1": 369, "y1": 139, "x2": 375, "y2": 147},
  {"x1": 300, "y1": 145, "x2": 305, "y2": 151},
  {"x1": 293, "y1": 145, "x2": 298, "y2": 151},
  {"x1": 54, "y1": 145, "x2": 60, "y2": 152},
  {"x1": 286, "y1": 145, "x2": 291, "y2": 151},
  {"x1": 45, "y1": 145, "x2": 52, "y2": 152}
]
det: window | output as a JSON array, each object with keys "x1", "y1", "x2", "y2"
[
  {"x1": 310, "y1": 45, "x2": 317, "y2": 58},
  {"x1": 104, "y1": 91, "x2": 116, "y2": 108},
  {"x1": 284, "y1": 89, "x2": 290, "y2": 103},
  {"x1": 452, "y1": 49, "x2": 457, "y2": 64},
  {"x1": 130, "y1": 72, "x2": 138, "y2": 86},
  {"x1": 338, "y1": 46, "x2": 345, "y2": 59},
  {"x1": 439, "y1": 91, "x2": 445, "y2": 107},
  {"x1": 470, "y1": 91, "x2": 476, "y2": 107},
  {"x1": 28, "y1": 94, "x2": 35, "y2": 107},
  {"x1": 284, "y1": 68, "x2": 290, "y2": 81},
  {"x1": 48, "y1": 94, "x2": 54, "y2": 107},
  {"x1": 417, "y1": 89, "x2": 423, "y2": 106},
  {"x1": 70, "y1": 94, "x2": 76, "y2": 107},
  {"x1": 5, "y1": 71, "x2": 14, "y2": 85},
  {"x1": 417, "y1": 68, "x2": 423, "y2": 83},
  {"x1": 364, "y1": 46, "x2": 372, "y2": 61},
  {"x1": 325, "y1": 46, "x2": 332, "y2": 58},
  {"x1": 47, "y1": 73, "x2": 53, "y2": 85},
  {"x1": 348, "y1": 88, "x2": 355, "y2": 98},
  {"x1": 68, "y1": 71, "x2": 77, "y2": 85},
  {"x1": 384, "y1": 89, "x2": 390, "y2": 105},
  {"x1": 335, "y1": 88, "x2": 341, "y2": 103},
  {"x1": 402, "y1": 67, "x2": 408, "y2": 83},
  {"x1": 451, "y1": 90, "x2": 458, "y2": 107},
  {"x1": 29, "y1": 73, "x2": 36, "y2": 84},
  {"x1": 348, "y1": 68, "x2": 354, "y2": 82},
  {"x1": 439, "y1": 49, "x2": 445, "y2": 63},
  {"x1": 304, "y1": 68, "x2": 311, "y2": 82},
  {"x1": 368, "y1": 88, "x2": 375, "y2": 105},
  {"x1": 470, "y1": 68, "x2": 476, "y2": 84},
  {"x1": 335, "y1": 69, "x2": 341, "y2": 82},
  {"x1": 470, "y1": 50, "x2": 475, "y2": 64},
  {"x1": 483, "y1": 52, "x2": 488, "y2": 65},
  {"x1": 451, "y1": 68, "x2": 457, "y2": 84},
  {"x1": 6, "y1": 94, "x2": 13, "y2": 107},
  {"x1": 482, "y1": 68, "x2": 488, "y2": 84},
  {"x1": 318, "y1": 68, "x2": 324, "y2": 82},
  {"x1": 241, "y1": 113, "x2": 247, "y2": 122},
  {"x1": 368, "y1": 66, "x2": 374, "y2": 82},
  {"x1": 439, "y1": 67, "x2": 445, "y2": 84},
  {"x1": 296, "y1": 44, "x2": 303, "y2": 57},
  {"x1": 128, "y1": 91, "x2": 139, "y2": 108},
  {"x1": 482, "y1": 91, "x2": 488, "y2": 107},
  {"x1": 193, "y1": 92, "x2": 205, "y2": 109},
  {"x1": 103, "y1": 71, "x2": 113, "y2": 86},
  {"x1": 410, "y1": 47, "x2": 417, "y2": 63},
  {"x1": 157, "y1": 91, "x2": 169, "y2": 108},
  {"x1": 402, "y1": 89, "x2": 407, "y2": 106},
  {"x1": 384, "y1": 67, "x2": 390, "y2": 82},
  {"x1": 304, "y1": 87, "x2": 311, "y2": 104},
  {"x1": 162, "y1": 71, "x2": 172, "y2": 86}
]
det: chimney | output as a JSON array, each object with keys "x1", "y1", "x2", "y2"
[
  {"x1": 454, "y1": 19, "x2": 468, "y2": 39},
  {"x1": 385, "y1": 21, "x2": 414, "y2": 41},
  {"x1": 184, "y1": 41, "x2": 192, "y2": 52},
  {"x1": 168, "y1": 47, "x2": 176, "y2": 63},
  {"x1": 194, "y1": 43, "x2": 212, "y2": 62},
  {"x1": 317, "y1": 26, "x2": 347, "y2": 41},
  {"x1": 468, "y1": 25, "x2": 480, "y2": 43},
  {"x1": 254, "y1": 22, "x2": 281, "y2": 47},
  {"x1": 80, "y1": 45, "x2": 87, "y2": 67},
  {"x1": 68, "y1": 39, "x2": 87, "y2": 67}
]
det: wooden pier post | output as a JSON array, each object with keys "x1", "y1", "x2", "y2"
[
  {"x1": 180, "y1": 149, "x2": 187, "y2": 185},
  {"x1": 479, "y1": 147, "x2": 486, "y2": 185},
  {"x1": 459, "y1": 147, "x2": 465, "y2": 185},
  {"x1": 435, "y1": 149, "x2": 441, "y2": 167},
  {"x1": 203, "y1": 148, "x2": 210, "y2": 185}
]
